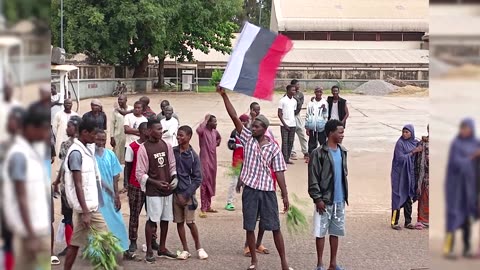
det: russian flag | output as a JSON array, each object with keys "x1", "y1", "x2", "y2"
[{"x1": 220, "y1": 22, "x2": 293, "y2": 100}]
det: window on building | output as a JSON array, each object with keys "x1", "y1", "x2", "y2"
[
  {"x1": 379, "y1": 33, "x2": 403, "y2": 41},
  {"x1": 304, "y1": 32, "x2": 328, "y2": 40},
  {"x1": 353, "y1": 32, "x2": 378, "y2": 41},
  {"x1": 330, "y1": 32, "x2": 354, "y2": 41},
  {"x1": 281, "y1": 32, "x2": 305, "y2": 40},
  {"x1": 403, "y1": 32, "x2": 425, "y2": 41}
]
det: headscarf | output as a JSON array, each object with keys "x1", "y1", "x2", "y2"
[
  {"x1": 445, "y1": 118, "x2": 479, "y2": 232},
  {"x1": 91, "y1": 99, "x2": 102, "y2": 107},
  {"x1": 391, "y1": 124, "x2": 419, "y2": 210}
]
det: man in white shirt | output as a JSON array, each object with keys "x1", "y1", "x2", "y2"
[
  {"x1": 305, "y1": 87, "x2": 329, "y2": 162},
  {"x1": 122, "y1": 101, "x2": 148, "y2": 192},
  {"x1": 124, "y1": 101, "x2": 148, "y2": 149},
  {"x1": 160, "y1": 105, "x2": 179, "y2": 147},
  {"x1": 53, "y1": 99, "x2": 78, "y2": 154},
  {"x1": 110, "y1": 94, "x2": 133, "y2": 164},
  {"x1": 0, "y1": 81, "x2": 21, "y2": 143},
  {"x1": 278, "y1": 85, "x2": 297, "y2": 164}
]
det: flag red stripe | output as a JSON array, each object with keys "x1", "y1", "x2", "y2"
[{"x1": 252, "y1": 34, "x2": 293, "y2": 100}]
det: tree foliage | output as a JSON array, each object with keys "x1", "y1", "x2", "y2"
[
  {"x1": 3, "y1": 0, "x2": 50, "y2": 24},
  {"x1": 50, "y1": 0, "x2": 242, "y2": 82},
  {"x1": 234, "y1": 0, "x2": 271, "y2": 29}
]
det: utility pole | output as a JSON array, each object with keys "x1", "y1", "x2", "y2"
[
  {"x1": 61, "y1": 0, "x2": 64, "y2": 48},
  {"x1": 258, "y1": 0, "x2": 263, "y2": 26}
]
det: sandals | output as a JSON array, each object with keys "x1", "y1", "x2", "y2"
[
  {"x1": 199, "y1": 212, "x2": 207, "y2": 218},
  {"x1": 206, "y1": 208, "x2": 218, "y2": 213},
  {"x1": 415, "y1": 222, "x2": 425, "y2": 230},
  {"x1": 51, "y1": 256, "x2": 60, "y2": 265},
  {"x1": 256, "y1": 245, "x2": 269, "y2": 254},
  {"x1": 177, "y1": 251, "x2": 191, "y2": 260},
  {"x1": 124, "y1": 252, "x2": 143, "y2": 262},
  {"x1": 405, "y1": 223, "x2": 415, "y2": 230},
  {"x1": 244, "y1": 247, "x2": 251, "y2": 257},
  {"x1": 248, "y1": 264, "x2": 257, "y2": 270},
  {"x1": 391, "y1": 224, "x2": 402, "y2": 230}
]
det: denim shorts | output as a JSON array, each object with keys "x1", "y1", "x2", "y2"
[{"x1": 313, "y1": 202, "x2": 346, "y2": 238}]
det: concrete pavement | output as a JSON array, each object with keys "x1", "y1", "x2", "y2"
[{"x1": 51, "y1": 91, "x2": 429, "y2": 269}]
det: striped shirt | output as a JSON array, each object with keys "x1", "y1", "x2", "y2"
[{"x1": 237, "y1": 127, "x2": 286, "y2": 191}]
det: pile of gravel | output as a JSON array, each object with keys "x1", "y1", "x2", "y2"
[{"x1": 354, "y1": 80, "x2": 398, "y2": 96}]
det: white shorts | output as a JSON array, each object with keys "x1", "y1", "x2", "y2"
[
  {"x1": 313, "y1": 202, "x2": 346, "y2": 238},
  {"x1": 146, "y1": 195, "x2": 173, "y2": 222}
]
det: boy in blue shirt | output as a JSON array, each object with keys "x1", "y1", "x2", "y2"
[{"x1": 308, "y1": 119, "x2": 348, "y2": 270}]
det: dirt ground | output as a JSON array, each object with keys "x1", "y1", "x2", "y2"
[{"x1": 41, "y1": 89, "x2": 431, "y2": 270}]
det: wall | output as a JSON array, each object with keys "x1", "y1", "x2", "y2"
[
  {"x1": 51, "y1": 78, "x2": 155, "y2": 100},
  {"x1": 8, "y1": 54, "x2": 50, "y2": 85}
]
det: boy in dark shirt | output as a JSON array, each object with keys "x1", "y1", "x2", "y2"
[{"x1": 173, "y1": 125, "x2": 208, "y2": 260}]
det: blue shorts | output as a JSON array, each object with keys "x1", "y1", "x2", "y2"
[{"x1": 313, "y1": 202, "x2": 346, "y2": 238}]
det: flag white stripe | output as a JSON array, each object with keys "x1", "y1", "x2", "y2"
[{"x1": 220, "y1": 22, "x2": 261, "y2": 90}]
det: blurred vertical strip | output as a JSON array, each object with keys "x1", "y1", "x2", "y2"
[
  {"x1": 430, "y1": 1, "x2": 480, "y2": 269},
  {"x1": 1, "y1": 0, "x2": 52, "y2": 269}
]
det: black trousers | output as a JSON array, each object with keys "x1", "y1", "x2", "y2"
[
  {"x1": 391, "y1": 198, "x2": 413, "y2": 226},
  {"x1": 308, "y1": 131, "x2": 326, "y2": 154},
  {"x1": 445, "y1": 219, "x2": 471, "y2": 254}
]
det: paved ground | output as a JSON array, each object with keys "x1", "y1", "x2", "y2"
[{"x1": 48, "y1": 90, "x2": 429, "y2": 269}]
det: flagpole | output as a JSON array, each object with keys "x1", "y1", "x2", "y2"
[{"x1": 259, "y1": 0, "x2": 263, "y2": 26}]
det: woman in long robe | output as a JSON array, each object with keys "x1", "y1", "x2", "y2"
[
  {"x1": 391, "y1": 124, "x2": 421, "y2": 230},
  {"x1": 443, "y1": 118, "x2": 480, "y2": 258},
  {"x1": 94, "y1": 131, "x2": 129, "y2": 253},
  {"x1": 196, "y1": 114, "x2": 221, "y2": 217},
  {"x1": 415, "y1": 125, "x2": 429, "y2": 230}
]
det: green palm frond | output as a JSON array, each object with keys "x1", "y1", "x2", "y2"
[
  {"x1": 82, "y1": 227, "x2": 123, "y2": 270},
  {"x1": 285, "y1": 193, "x2": 310, "y2": 235}
]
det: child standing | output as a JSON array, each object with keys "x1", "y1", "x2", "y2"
[
  {"x1": 173, "y1": 125, "x2": 208, "y2": 260},
  {"x1": 308, "y1": 119, "x2": 348, "y2": 270},
  {"x1": 225, "y1": 114, "x2": 250, "y2": 211}
]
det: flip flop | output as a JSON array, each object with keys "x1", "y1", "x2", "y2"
[
  {"x1": 51, "y1": 256, "x2": 60, "y2": 265},
  {"x1": 199, "y1": 212, "x2": 207, "y2": 218},
  {"x1": 206, "y1": 208, "x2": 218, "y2": 213},
  {"x1": 415, "y1": 222, "x2": 425, "y2": 230},
  {"x1": 256, "y1": 245, "x2": 269, "y2": 254},
  {"x1": 405, "y1": 223, "x2": 415, "y2": 230},
  {"x1": 244, "y1": 247, "x2": 251, "y2": 257},
  {"x1": 248, "y1": 264, "x2": 257, "y2": 270}
]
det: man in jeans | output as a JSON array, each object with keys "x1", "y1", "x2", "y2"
[
  {"x1": 308, "y1": 119, "x2": 348, "y2": 270},
  {"x1": 218, "y1": 86, "x2": 293, "y2": 270},
  {"x1": 291, "y1": 79, "x2": 308, "y2": 161}
]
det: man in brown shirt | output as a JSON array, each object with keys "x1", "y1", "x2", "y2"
[{"x1": 136, "y1": 119, "x2": 178, "y2": 263}]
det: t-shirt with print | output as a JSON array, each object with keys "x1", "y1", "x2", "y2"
[
  {"x1": 278, "y1": 96, "x2": 297, "y2": 127},
  {"x1": 329, "y1": 147, "x2": 344, "y2": 203},
  {"x1": 124, "y1": 113, "x2": 148, "y2": 147}
]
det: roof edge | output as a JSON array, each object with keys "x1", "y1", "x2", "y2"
[{"x1": 278, "y1": 18, "x2": 429, "y2": 32}]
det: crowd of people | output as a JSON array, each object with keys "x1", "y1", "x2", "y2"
[{"x1": 5, "y1": 77, "x2": 479, "y2": 270}]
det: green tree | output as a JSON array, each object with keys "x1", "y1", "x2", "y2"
[
  {"x1": 51, "y1": 0, "x2": 242, "y2": 88},
  {"x1": 234, "y1": 0, "x2": 271, "y2": 28},
  {"x1": 3, "y1": 0, "x2": 50, "y2": 24}
]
